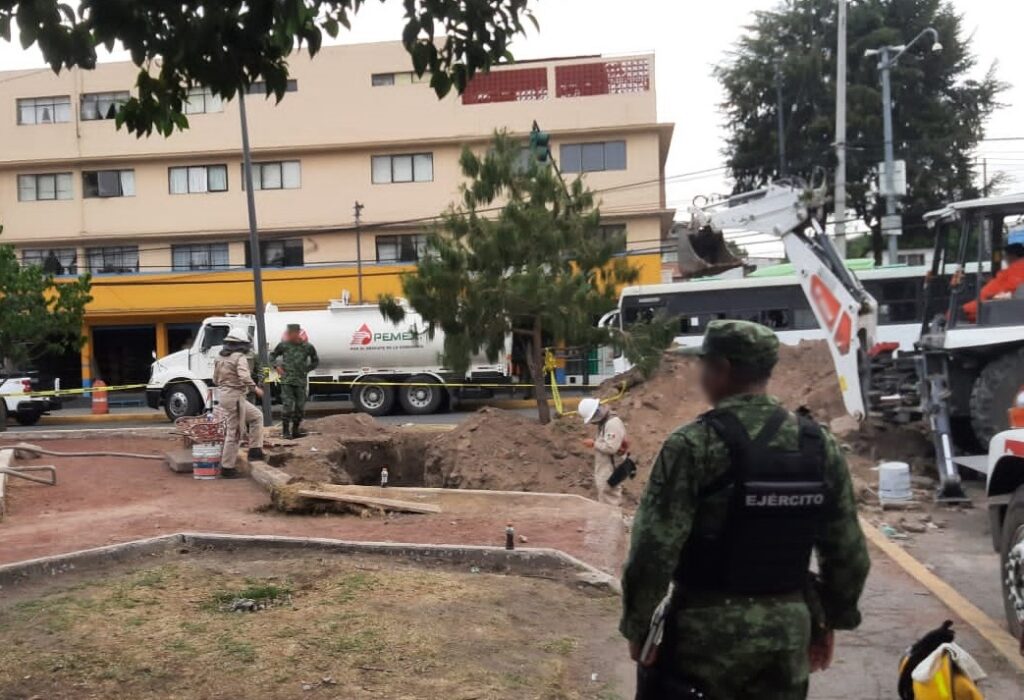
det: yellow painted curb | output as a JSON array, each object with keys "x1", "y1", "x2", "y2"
[
  {"x1": 38, "y1": 412, "x2": 167, "y2": 425},
  {"x1": 859, "y1": 516, "x2": 1024, "y2": 674}
]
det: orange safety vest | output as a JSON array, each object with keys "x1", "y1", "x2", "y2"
[{"x1": 962, "y1": 257, "x2": 1024, "y2": 321}]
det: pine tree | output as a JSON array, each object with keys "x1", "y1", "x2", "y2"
[
  {"x1": 381, "y1": 132, "x2": 639, "y2": 424},
  {"x1": 715, "y1": 0, "x2": 1006, "y2": 259}
]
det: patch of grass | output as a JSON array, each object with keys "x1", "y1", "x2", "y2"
[
  {"x1": 164, "y1": 637, "x2": 198, "y2": 657},
  {"x1": 131, "y1": 569, "x2": 167, "y2": 589},
  {"x1": 208, "y1": 583, "x2": 291, "y2": 610},
  {"x1": 125, "y1": 616, "x2": 146, "y2": 627},
  {"x1": 541, "y1": 636, "x2": 578, "y2": 656},
  {"x1": 218, "y1": 635, "x2": 257, "y2": 664},
  {"x1": 333, "y1": 571, "x2": 378, "y2": 604}
]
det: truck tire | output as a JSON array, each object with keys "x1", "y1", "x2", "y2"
[
  {"x1": 398, "y1": 376, "x2": 444, "y2": 415},
  {"x1": 970, "y1": 348, "x2": 1024, "y2": 448},
  {"x1": 353, "y1": 382, "x2": 395, "y2": 416},
  {"x1": 0, "y1": 400, "x2": 7, "y2": 432},
  {"x1": 1000, "y1": 485, "x2": 1024, "y2": 638},
  {"x1": 163, "y1": 384, "x2": 203, "y2": 421},
  {"x1": 14, "y1": 410, "x2": 41, "y2": 426}
]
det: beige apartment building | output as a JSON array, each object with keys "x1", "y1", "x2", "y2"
[{"x1": 0, "y1": 42, "x2": 674, "y2": 388}]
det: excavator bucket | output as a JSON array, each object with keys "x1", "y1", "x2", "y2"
[{"x1": 675, "y1": 224, "x2": 744, "y2": 279}]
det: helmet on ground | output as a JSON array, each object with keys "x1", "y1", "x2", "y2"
[
  {"x1": 578, "y1": 397, "x2": 602, "y2": 424},
  {"x1": 223, "y1": 331, "x2": 250, "y2": 344}
]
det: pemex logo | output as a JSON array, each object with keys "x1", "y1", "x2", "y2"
[{"x1": 351, "y1": 323, "x2": 373, "y2": 346}]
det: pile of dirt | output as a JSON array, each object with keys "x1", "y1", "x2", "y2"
[{"x1": 421, "y1": 407, "x2": 593, "y2": 494}]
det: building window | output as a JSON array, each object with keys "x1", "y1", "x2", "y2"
[
  {"x1": 371, "y1": 71, "x2": 427, "y2": 87},
  {"x1": 22, "y1": 248, "x2": 78, "y2": 275},
  {"x1": 169, "y1": 165, "x2": 228, "y2": 194},
  {"x1": 245, "y1": 239, "x2": 304, "y2": 268},
  {"x1": 560, "y1": 141, "x2": 627, "y2": 173},
  {"x1": 376, "y1": 234, "x2": 428, "y2": 263},
  {"x1": 172, "y1": 243, "x2": 230, "y2": 271},
  {"x1": 245, "y1": 161, "x2": 301, "y2": 190},
  {"x1": 83, "y1": 169, "x2": 135, "y2": 198},
  {"x1": 246, "y1": 79, "x2": 298, "y2": 95},
  {"x1": 183, "y1": 87, "x2": 223, "y2": 115},
  {"x1": 898, "y1": 253, "x2": 927, "y2": 266},
  {"x1": 80, "y1": 91, "x2": 130, "y2": 121},
  {"x1": 371, "y1": 153, "x2": 433, "y2": 184},
  {"x1": 596, "y1": 224, "x2": 627, "y2": 254},
  {"x1": 17, "y1": 96, "x2": 71, "y2": 125},
  {"x1": 87, "y1": 246, "x2": 139, "y2": 274},
  {"x1": 18, "y1": 173, "x2": 73, "y2": 201}
]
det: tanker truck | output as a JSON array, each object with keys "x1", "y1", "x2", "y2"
[{"x1": 146, "y1": 299, "x2": 513, "y2": 421}]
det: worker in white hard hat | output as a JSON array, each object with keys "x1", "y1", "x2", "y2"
[
  {"x1": 579, "y1": 397, "x2": 628, "y2": 507},
  {"x1": 213, "y1": 330, "x2": 266, "y2": 478}
]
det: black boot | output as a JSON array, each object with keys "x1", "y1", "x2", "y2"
[
  {"x1": 292, "y1": 419, "x2": 306, "y2": 438},
  {"x1": 221, "y1": 468, "x2": 242, "y2": 479},
  {"x1": 281, "y1": 420, "x2": 292, "y2": 440},
  {"x1": 247, "y1": 447, "x2": 266, "y2": 462}
]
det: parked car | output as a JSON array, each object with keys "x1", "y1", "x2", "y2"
[{"x1": 0, "y1": 373, "x2": 62, "y2": 428}]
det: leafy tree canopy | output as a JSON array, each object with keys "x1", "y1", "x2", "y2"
[
  {"x1": 0, "y1": 235, "x2": 92, "y2": 370},
  {"x1": 381, "y1": 132, "x2": 639, "y2": 423},
  {"x1": 715, "y1": 0, "x2": 1006, "y2": 258},
  {"x1": 0, "y1": 0, "x2": 536, "y2": 136}
]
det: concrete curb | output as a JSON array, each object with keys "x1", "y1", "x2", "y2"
[
  {"x1": 0, "y1": 447, "x2": 10, "y2": 520},
  {"x1": 2, "y1": 426, "x2": 177, "y2": 440},
  {"x1": 39, "y1": 412, "x2": 167, "y2": 425},
  {"x1": 0, "y1": 532, "x2": 621, "y2": 596}
]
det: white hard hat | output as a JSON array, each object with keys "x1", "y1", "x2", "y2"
[
  {"x1": 224, "y1": 330, "x2": 250, "y2": 344},
  {"x1": 578, "y1": 397, "x2": 601, "y2": 424}
]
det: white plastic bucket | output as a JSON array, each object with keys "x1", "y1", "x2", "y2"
[
  {"x1": 878, "y1": 461, "x2": 912, "y2": 503},
  {"x1": 192, "y1": 442, "x2": 222, "y2": 480}
]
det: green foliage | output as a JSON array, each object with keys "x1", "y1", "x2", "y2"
[
  {"x1": 0, "y1": 235, "x2": 91, "y2": 369},
  {"x1": 715, "y1": 0, "x2": 1006, "y2": 258},
  {"x1": 0, "y1": 0, "x2": 536, "y2": 136},
  {"x1": 380, "y1": 131, "x2": 639, "y2": 422},
  {"x1": 619, "y1": 312, "x2": 677, "y2": 378}
]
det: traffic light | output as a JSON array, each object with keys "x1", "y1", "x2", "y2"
[{"x1": 529, "y1": 121, "x2": 551, "y2": 163}]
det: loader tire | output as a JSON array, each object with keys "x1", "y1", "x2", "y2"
[
  {"x1": 970, "y1": 348, "x2": 1024, "y2": 448},
  {"x1": 1000, "y1": 486, "x2": 1024, "y2": 638}
]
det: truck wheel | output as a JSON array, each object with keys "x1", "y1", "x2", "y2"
[
  {"x1": 14, "y1": 410, "x2": 41, "y2": 426},
  {"x1": 970, "y1": 348, "x2": 1024, "y2": 448},
  {"x1": 398, "y1": 376, "x2": 444, "y2": 415},
  {"x1": 353, "y1": 383, "x2": 395, "y2": 416},
  {"x1": 0, "y1": 400, "x2": 7, "y2": 432},
  {"x1": 163, "y1": 384, "x2": 203, "y2": 421},
  {"x1": 1001, "y1": 486, "x2": 1024, "y2": 638}
]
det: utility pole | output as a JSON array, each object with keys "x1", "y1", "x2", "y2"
[
  {"x1": 878, "y1": 45, "x2": 901, "y2": 265},
  {"x1": 833, "y1": 0, "x2": 848, "y2": 258},
  {"x1": 354, "y1": 201, "x2": 365, "y2": 303},
  {"x1": 238, "y1": 89, "x2": 273, "y2": 426},
  {"x1": 774, "y1": 62, "x2": 787, "y2": 177},
  {"x1": 983, "y1": 158, "x2": 989, "y2": 197}
]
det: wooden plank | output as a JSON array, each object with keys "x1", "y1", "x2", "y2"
[
  {"x1": 295, "y1": 489, "x2": 441, "y2": 514},
  {"x1": 250, "y1": 460, "x2": 295, "y2": 492}
]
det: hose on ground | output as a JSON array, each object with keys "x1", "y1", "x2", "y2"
[{"x1": 0, "y1": 443, "x2": 165, "y2": 461}]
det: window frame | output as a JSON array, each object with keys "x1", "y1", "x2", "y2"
[
  {"x1": 560, "y1": 140, "x2": 628, "y2": 173},
  {"x1": 370, "y1": 153, "x2": 434, "y2": 184},
  {"x1": 21, "y1": 247, "x2": 78, "y2": 275},
  {"x1": 17, "y1": 172, "x2": 74, "y2": 201},
  {"x1": 168, "y1": 164, "x2": 229, "y2": 194},
  {"x1": 83, "y1": 169, "x2": 135, "y2": 199},
  {"x1": 244, "y1": 238, "x2": 305, "y2": 268},
  {"x1": 375, "y1": 234, "x2": 429, "y2": 263},
  {"x1": 171, "y1": 242, "x2": 230, "y2": 271},
  {"x1": 182, "y1": 87, "x2": 224, "y2": 115},
  {"x1": 244, "y1": 160, "x2": 302, "y2": 191},
  {"x1": 80, "y1": 90, "x2": 130, "y2": 121},
  {"x1": 246, "y1": 79, "x2": 298, "y2": 95},
  {"x1": 86, "y1": 245, "x2": 140, "y2": 275},
  {"x1": 16, "y1": 95, "x2": 71, "y2": 125}
]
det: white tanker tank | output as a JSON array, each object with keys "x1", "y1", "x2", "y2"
[{"x1": 146, "y1": 299, "x2": 513, "y2": 420}]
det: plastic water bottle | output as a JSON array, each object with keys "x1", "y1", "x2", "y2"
[
  {"x1": 380, "y1": 467, "x2": 389, "y2": 488},
  {"x1": 505, "y1": 523, "x2": 515, "y2": 550}
]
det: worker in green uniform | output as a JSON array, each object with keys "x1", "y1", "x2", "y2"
[
  {"x1": 621, "y1": 320, "x2": 870, "y2": 699},
  {"x1": 270, "y1": 323, "x2": 319, "y2": 439}
]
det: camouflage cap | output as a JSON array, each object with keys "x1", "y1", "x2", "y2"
[
  {"x1": 678, "y1": 319, "x2": 780, "y2": 369},
  {"x1": 286, "y1": 323, "x2": 301, "y2": 332}
]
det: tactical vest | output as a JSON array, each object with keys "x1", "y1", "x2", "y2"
[{"x1": 675, "y1": 407, "x2": 828, "y2": 596}]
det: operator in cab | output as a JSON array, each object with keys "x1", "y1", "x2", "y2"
[
  {"x1": 962, "y1": 224, "x2": 1024, "y2": 322},
  {"x1": 621, "y1": 320, "x2": 870, "y2": 699}
]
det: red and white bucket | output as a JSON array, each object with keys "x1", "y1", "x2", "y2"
[{"x1": 192, "y1": 442, "x2": 222, "y2": 480}]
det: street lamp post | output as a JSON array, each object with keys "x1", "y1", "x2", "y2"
[{"x1": 866, "y1": 28, "x2": 942, "y2": 265}]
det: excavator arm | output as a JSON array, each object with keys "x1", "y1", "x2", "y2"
[{"x1": 688, "y1": 181, "x2": 879, "y2": 421}]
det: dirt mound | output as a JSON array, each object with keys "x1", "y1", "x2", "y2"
[{"x1": 422, "y1": 407, "x2": 594, "y2": 495}]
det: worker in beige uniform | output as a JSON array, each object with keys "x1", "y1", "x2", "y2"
[
  {"x1": 579, "y1": 397, "x2": 627, "y2": 506},
  {"x1": 213, "y1": 331, "x2": 266, "y2": 478}
]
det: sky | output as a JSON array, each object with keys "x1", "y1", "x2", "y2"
[{"x1": 1, "y1": 0, "x2": 1021, "y2": 255}]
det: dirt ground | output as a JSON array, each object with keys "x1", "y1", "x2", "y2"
[{"x1": 0, "y1": 551, "x2": 628, "y2": 700}]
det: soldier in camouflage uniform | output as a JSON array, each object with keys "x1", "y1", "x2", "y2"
[
  {"x1": 621, "y1": 320, "x2": 870, "y2": 699},
  {"x1": 270, "y1": 324, "x2": 319, "y2": 439}
]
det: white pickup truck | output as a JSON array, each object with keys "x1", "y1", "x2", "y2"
[{"x1": 0, "y1": 374, "x2": 62, "y2": 428}]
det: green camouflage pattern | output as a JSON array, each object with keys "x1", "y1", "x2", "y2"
[
  {"x1": 280, "y1": 383, "x2": 308, "y2": 421},
  {"x1": 680, "y1": 319, "x2": 780, "y2": 369},
  {"x1": 269, "y1": 341, "x2": 319, "y2": 387},
  {"x1": 620, "y1": 394, "x2": 870, "y2": 698}
]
